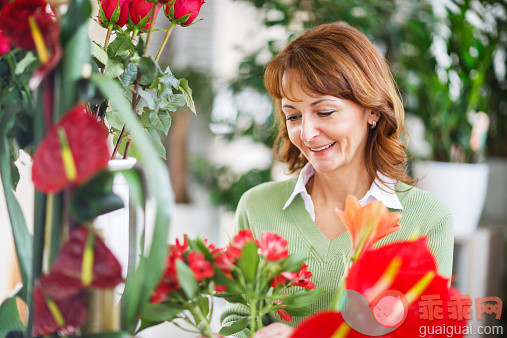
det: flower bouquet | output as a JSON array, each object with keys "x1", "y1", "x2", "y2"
[
  {"x1": 291, "y1": 196, "x2": 468, "y2": 338},
  {"x1": 142, "y1": 230, "x2": 324, "y2": 337}
]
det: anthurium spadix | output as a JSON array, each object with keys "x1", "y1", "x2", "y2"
[
  {"x1": 39, "y1": 226, "x2": 123, "y2": 300},
  {"x1": 32, "y1": 104, "x2": 110, "y2": 193}
]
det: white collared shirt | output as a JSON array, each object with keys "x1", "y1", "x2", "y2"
[{"x1": 282, "y1": 163, "x2": 403, "y2": 221}]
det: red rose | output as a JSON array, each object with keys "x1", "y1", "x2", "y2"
[
  {"x1": 258, "y1": 232, "x2": 289, "y2": 262},
  {"x1": 128, "y1": 0, "x2": 161, "y2": 30},
  {"x1": 32, "y1": 104, "x2": 110, "y2": 193},
  {"x1": 98, "y1": 0, "x2": 131, "y2": 28},
  {"x1": 0, "y1": 32, "x2": 9, "y2": 56},
  {"x1": 187, "y1": 251, "x2": 214, "y2": 281},
  {"x1": 165, "y1": 0, "x2": 205, "y2": 26},
  {"x1": 0, "y1": 0, "x2": 57, "y2": 50}
]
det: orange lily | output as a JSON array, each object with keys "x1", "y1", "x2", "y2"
[{"x1": 335, "y1": 195, "x2": 401, "y2": 261}]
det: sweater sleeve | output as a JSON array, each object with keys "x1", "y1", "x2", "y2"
[{"x1": 425, "y1": 212, "x2": 454, "y2": 278}]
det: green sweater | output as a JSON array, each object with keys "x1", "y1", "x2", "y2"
[{"x1": 220, "y1": 178, "x2": 454, "y2": 336}]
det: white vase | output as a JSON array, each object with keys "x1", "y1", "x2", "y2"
[
  {"x1": 94, "y1": 158, "x2": 137, "y2": 278},
  {"x1": 412, "y1": 161, "x2": 490, "y2": 236}
]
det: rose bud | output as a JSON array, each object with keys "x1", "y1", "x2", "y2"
[
  {"x1": 98, "y1": 0, "x2": 131, "y2": 28},
  {"x1": 128, "y1": 0, "x2": 161, "y2": 30},
  {"x1": 165, "y1": 0, "x2": 205, "y2": 26}
]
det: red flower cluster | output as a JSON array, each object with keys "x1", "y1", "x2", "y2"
[
  {"x1": 270, "y1": 263, "x2": 315, "y2": 289},
  {"x1": 258, "y1": 231, "x2": 289, "y2": 261},
  {"x1": 151, "y1": 237, "x2": 217, "y2": 303},
  {"x1": 274, "y1": 300, "x2": 292, "y2": 322},
  {"x1": 33, "y1": 226, "x2": 123, "y2": 335},
  {"x1": 165, "y1": 0, "x2": 205, "y2": 26},
  {"x1": 32, "y1": 104, "x2": 110, "y2": 194}
]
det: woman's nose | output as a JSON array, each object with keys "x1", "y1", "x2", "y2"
[{"x1": 300, "y1": 116, "x2": 320, "y2": 142}]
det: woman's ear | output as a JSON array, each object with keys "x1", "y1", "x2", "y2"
[{"x1": 367, "y1": 109, "x2": 380, "y2": 125}]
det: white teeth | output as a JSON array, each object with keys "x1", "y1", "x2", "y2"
[{"x1": 310, "y1": 143, "x2": 335, "y2": 151}]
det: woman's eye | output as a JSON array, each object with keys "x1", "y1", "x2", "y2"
[
  {"x1": 286, "y1": 115, "x2": 300, "y2": 122},
  {"x1": 317, "y1": 111, "x2": 335, "y2": 117}
]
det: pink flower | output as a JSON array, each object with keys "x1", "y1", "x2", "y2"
[
  {"x1": 98, "y1": 0, "x2": 131, "y2": 28},
  {"x1": 187, "y1": 251, "x2": 214, "y2": 281},
  {"x1": 228, "y1": 228, "x2": 256, "y2": 259},
  {"x1": 258, "y1": 232, "x2": 289, "y2": 262}
]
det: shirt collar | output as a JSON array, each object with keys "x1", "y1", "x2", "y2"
[{"x1": 282, "y1": 163, "x2": 403, "y2": 211}]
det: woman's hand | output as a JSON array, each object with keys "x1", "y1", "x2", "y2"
[{"x1": 253, "y1": 323, "x2": 294, "y2": 338}]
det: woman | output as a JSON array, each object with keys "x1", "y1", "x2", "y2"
[{"x1": 220, "y1": 22, "x2": 453, "y2": 337}]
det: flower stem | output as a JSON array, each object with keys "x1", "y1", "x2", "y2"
[
  {"x1": 42, "y1": 193, "x2": 54, "y2": 273},
  {"x1": 249, "y1": 297, "x2": 257, "y2": 337},
  {"x1": 144, "y1": 3, "x2": 159, "y2": 56},
  {"x1": 155, "y1": 21, "x2": 177, "y2": 62},
  {"x1": 131, "y1": 27, "x2": 139, "y2": 41},
  {"x1": 103, "y1": 25, "x2": 113, "y2": 52},
  {"x1": 192, "y1": 302, "x2": 213, "y2": 338}
]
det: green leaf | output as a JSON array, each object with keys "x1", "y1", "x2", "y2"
[
  {"x1": 119, "y1": 62, "x2": 138, "y2": 86},
  {"x1": 138, "y1": 88, "x2": 158, "y2": 110},
  {"x1": 219, "y1": 317, "x2": 248, "y2": 336},
  {"x1": 58, "y1": 0, "x2": 92, "y2": 117},
  {"x1": 161, "y1": 66, "x2": 180, "y2": 89},
  {"x1": 282, "y1": 248, "x2": 309, "y2": 272},
  {"x1": 107, "y1": 34, "x2": 135, "y2": 58},
  {"x1": 0, "y1": 297, "x2": 25, "y2": 337},
  {"x1": 14, "y1": 52, "x2": 37, "y2": 75},
  {"x1": 176, "y1": 260, "x2": 198, "y2": 299},
  {"x1": 106, "y1": 109, "x2": 126, "y2": 131},
  {"x1": 212, "y1": 268, "x2": 242, "y2": 294},
  {"x1": 0, "y1": 111, "x2": 32, "y2": 301},
  {"x1": 105, "y1": 58, "x2": 125, "y2": 79},
  {"x1": 119, "y1": 168, "x2": 145, "y2": 207},
  {"x1": 282, "y1": 305, "x2": 313, "y2": 317},
  {"x1": 91, "y1": 74, "x2": 173, "y2": 332},
  {"x1": 10, "y1": 161, "x2": 20, "y2": 190},
  {"x1": 216, "y1": 294, "x2": 247, "y2": 305},
  {"x1": 178, "y1": 78, "x2": 196, "y2": 113},
  {"x1": 141, "y1": 302, "x2": 184, "y2": 322},
  {"x1": 161, "y1": 94, "x2": 186, "y2": 112},
  {"x1": 147, "y1": 127, "x2": 166, "y2": 159},
  {"x1": 198, "y1": 296, "x2": 210, "y2": 319},
  {"x1": 238, "y1": 242, "x2": 259, "y2": 283},
  {"x1": 150, "y1": 110, "x2": 171, "y2": 135},
  {"x1": 138, "y1": 57, "x2": 159, "y2": 86},
  {"x1": 280, "y1": 289, "x2": 324, "y2": 308},
  {"x1": 70, "y1": 170, "x2": 124, "y2": 223},
  {"x1": 110, "y1": 2, "x2": 121, "y2": 24},
  {"x1": 91, "y1": 41, "x2": 109, "y2": 67}
]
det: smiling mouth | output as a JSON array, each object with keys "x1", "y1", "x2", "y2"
[{"x1": 309, "y1": 142, "x2": 336, "y2": 152}]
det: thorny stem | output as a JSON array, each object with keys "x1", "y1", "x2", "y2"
[{"x1": 155, "y1": 21, "x2": 177, "y2": 62}]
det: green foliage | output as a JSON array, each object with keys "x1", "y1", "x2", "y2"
[
  {"x1": 0, "y1": 297, "x2": 25, "y2": 337},
  {"x1": 219, "y1": 317, "x2": 249, "y2": 336}
]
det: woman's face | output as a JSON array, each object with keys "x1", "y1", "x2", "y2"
[{"x1": 281, "y1": 78, "x2": 377, "y2": 175}]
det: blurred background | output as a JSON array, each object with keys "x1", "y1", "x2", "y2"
[{"x1": 1, "y1": 0, "x2": 506, "y2": 336}]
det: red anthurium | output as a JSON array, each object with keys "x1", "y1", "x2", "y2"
[
  {"x1": 39, "y1": 226, "x2": 123, "y2": 300},
  {"x1": 0, "y1": 32, "x2": 9, "y2": 56},
  {"x1": 128, "y1": 0, "x2": 161, "y2": 30},
  {"x1": 32, "y1": 104, "x2": 110, "y2": 193},
  {"x1": 0, "y1": 0, "x2": 9, "y2": 11},
  {"x1": 32, "y1": 283, "x2": 87, "y2": 336},
  {"x1": 0, "y1": 0, "x2": 57, "y2": 50},
  {"x1": 188, "y1": 251, "x2": 214, "y2": 281},
  {"x1": 335, "y1": 195, "x2": 401, "y2": 261},
  {"x1": 98, "y1": 0, "x2": 131, "y2": 28},
  {"x1": 258, "y1": 231, "x2": 289, "y2": 262}
]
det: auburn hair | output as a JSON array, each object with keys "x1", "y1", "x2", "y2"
[{"x1": 264, "y1": 22, "x2": 413, "y2": 187}]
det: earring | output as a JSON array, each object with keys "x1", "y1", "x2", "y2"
[{"x1": 370, "y1": 120, "x2": 377, "y2": 129}]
